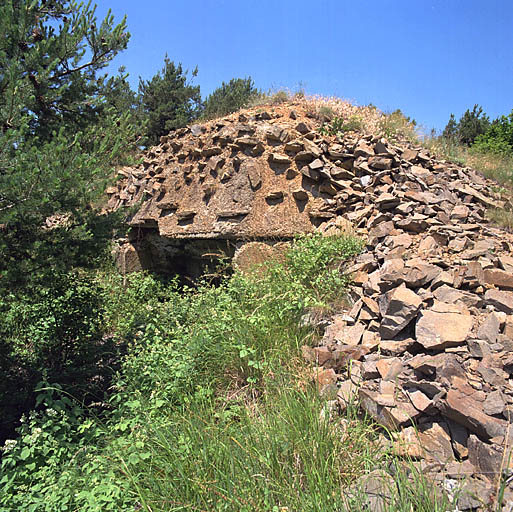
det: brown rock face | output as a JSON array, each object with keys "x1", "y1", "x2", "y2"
[{"x1": 109, "y1": 108, "x2": 341, "y2": 242}]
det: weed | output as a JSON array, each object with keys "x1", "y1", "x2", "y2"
[
  {"x1": 378, "y1": 109, "x2": 418, "y2": 142},
  {"x1": 317, "y1": 104, "x2": 334, "y2": 122},
  {"x1": 0, "y1": 233, "x2": 368, "y2": 510},
  {"x1": 424, "y1": 136, "x2": 513, "y2": 230},
  {"x1": 270, "y1": 90, "x2": 289, "y2": 105},
  {"x1": 320, "y1": 114, "x2": 364, "y2": 136}
]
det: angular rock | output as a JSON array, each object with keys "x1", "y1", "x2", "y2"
[
  {"x1": 401, "y1": 148, "x2": 418, "y2": 161},
  {"x1": 484, "y1": 268, "x2": 513, "y2": 290},
  {"x1": 337, "y1": 379, "x2": 358, "y2": 412},
  {"x1": 379, "y1": 338, "x2": 416, "y2": 355},
  {"x1": 446, "y1": 419, "x2": 469, "y2": 458},
  {"x1": 407, "y1": 389, "x2": 433, "y2": 414},
  {"x1": 485, "y1": 289, "x2": 513, "y2": 314},
  {"x1": 437, "y1": 389, "x2": 507, "y2": 440},
  {"x1": 314, "y1": 367, "x2": 337, "y2": 388},
  {"x1": 295, "y1": 122, "x2": 310, "y2": 134},
  {"x1": 482, "y1": 390, "x2": 505, "y2": 416},
  {"x1": 268, "y1": 153, "x2": 291, "y2": 165},
  {"x1": 417, "y1": 420, "x2": 455, "y2": 463},
  {"x1": 348, "y1": 469, "x2": 394, "y2": 512},
  {"x1": 359, "y1": 388, "x2": 419, "y2": 431},
  {"x1": 368, "y1": 156, "x2": 393, "y2": 170},
  {"x1": 379, "y1": 284, "x2": 422, "y2": 339},
  {"x1": 380, "y1": 261, "x2": 441, "y2": 289},
  {"x1": 292, "y1": 189, "x2": 308, "y2": 201},
  {"x1": 416, "y1": 302, "x2": 473, "y2": 350},
  {"x1": 376, "y1": 357, "x2": 404, "y2": 381},
  {"x1": 432, "y1": 285, "x2": 481, "y2": 309},
  {"x1": 468, "y1": 434, "x2": 511, "y2": 483},
  {"x1": 477, "y1": 312, "x2": 501, "y2": 344}
]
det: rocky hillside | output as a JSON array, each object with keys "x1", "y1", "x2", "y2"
[{"x1": 110, "y1": 100, "x2": 513, "y2": 509}]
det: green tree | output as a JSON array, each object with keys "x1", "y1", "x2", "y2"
[
  {"x1": 102, "y1": 66, "x2": 144, "y2": 125},
  {"x1": 442, "y1": 113, "x2": 457, "y2": 140},
  {"x1": 443, "y1": 105, "x2": 490, "y2": 146},
  {"x1": 0, "y1": 0, "x2": 138, "y2": 290},
  {"x1": 457, "y1": 104, "x2": 490, "y2": 145},
  {"x1": 0, "y1": 0, "x2": 139, "y2": 440},
  {"x1": 138, "y1": 56, "x2": 202, "y2": 145},
  {"x1": 473, "y1": 110, "x2": 513, "y2": 155},
  {"x1": 203, "y1": 77, "x2": 261, "y2": 119}
]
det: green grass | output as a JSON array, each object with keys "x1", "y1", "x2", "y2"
[
  {"x1": 118, "y1": 385, "x2": 377, "y2": 511},
  {"x1": 0, "y1": 233, "x2": 452, "y2": 511}
]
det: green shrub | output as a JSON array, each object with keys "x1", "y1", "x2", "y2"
[
  {"x1": 0, "y1": 232, "x2": 451, "y2": 511},
  {"x1": 1, "y1": 233, "x2": 366, "y2": 510},
  {"x1": 202, "y1": 77, "x2": 261, "y2": 119},
  {"x1": 0, "y1": 385, "x2": 129, "y2": 512},
  {"x1": 442, "y1": 105, "x2": 490, "y2": 146},
  {"x1": 320, "y1": 114, "x2": 363, "y2": 135},
  {"x1": 269, "y1": 90, "x2": 289, "y2": 105},
  {"x1": 378, "y1": 109, "x2": 417, "y2": 141},
  {"x1": 0, "y1": 272, "x2": 121, "y2": 441},
  {"x1": 473, "y1": 110, "x2": 513, "y2": 155}
]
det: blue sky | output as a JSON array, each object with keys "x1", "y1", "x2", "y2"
[{"x1": 95, "y1": 0, "x2": 512, "y2": 132}]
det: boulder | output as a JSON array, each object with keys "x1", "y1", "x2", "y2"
[{"x1": 416, "y1": 302, "x2": 473, "y2": 350}]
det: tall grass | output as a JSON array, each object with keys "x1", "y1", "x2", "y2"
[{"x1": 119, "y1": 386, "x2": 377, "y2": 511}]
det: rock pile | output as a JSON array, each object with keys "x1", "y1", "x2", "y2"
[
  {"x1": 300, "y1": 142, "x2": 513, "y2": 508},
  {"x1": 112, "y1": 102, "x2": 513, "y2": 509}
]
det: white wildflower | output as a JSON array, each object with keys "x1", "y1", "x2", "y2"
[{"x1": 3, "y1": 439, "x2": 17, "y2": 452}]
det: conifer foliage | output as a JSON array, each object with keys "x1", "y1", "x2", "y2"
[
  {"x1": 442, "y1": 104, "x2": 490, "y2": 146},
  {"x1": 138, "y1": 56, "x2": 202, "y2": 145},
  {"x1": 203, "y1": 77, "x2": 261, "y2": 119},
  {"x1": 0, "y1": 0, "x2": 138, "y2": 290}
]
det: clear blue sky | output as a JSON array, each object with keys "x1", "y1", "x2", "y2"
[{"x1": 95, "y1": 0, "x2": 512, "y2": 132}]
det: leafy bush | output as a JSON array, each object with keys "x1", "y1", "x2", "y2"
[
  {"x1": 0, "y1": 233, "x2": 451, "y2": 511},
  {"x1": 473, "y1": 110, "x2": 513, "y2": 155},
  {"x1": 269, "y1": 89, "x2": 289, "y2": 105},
  {"x1": 320, "y1": 114, "x2": 363, "y2": 135},
  {"x1": 0, "y1": 233, "x2": 364, "y2": 510},
  {"x1": 202, "y1": 77, "x2": 261, "y2": 119},
  {"x1": 378, "y1": 109, "x2": 417, "y2": 141},
  {"x1": 0, "y1": 385, "x2": 128, "y2": 512},
  {"x1": 0, "y1": 272, "x2": 120, "y2": 441}
]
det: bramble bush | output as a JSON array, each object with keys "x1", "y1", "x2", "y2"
[{"x1": 0, "y1": 272, "x2": 119, "y2": 442}]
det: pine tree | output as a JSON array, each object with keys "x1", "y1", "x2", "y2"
[
  {"x1": 0, "y1": 0, "x2": 142, "y2": 439},
  {"x1": 203, "y1": 77, "x2": 261, "y2": 119},
  {"x1": 138, "y1": 56, "x2": 202, "y2": 145},
  {"x1": 442, "y1": 113, "x2": 458, "y2": 141},
  {"x1": 0, "y1": 0, "x2": 139, "y2": 290},
  {"x1": 457, "y1": 104, "x2": 490, "y2": 146}
]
